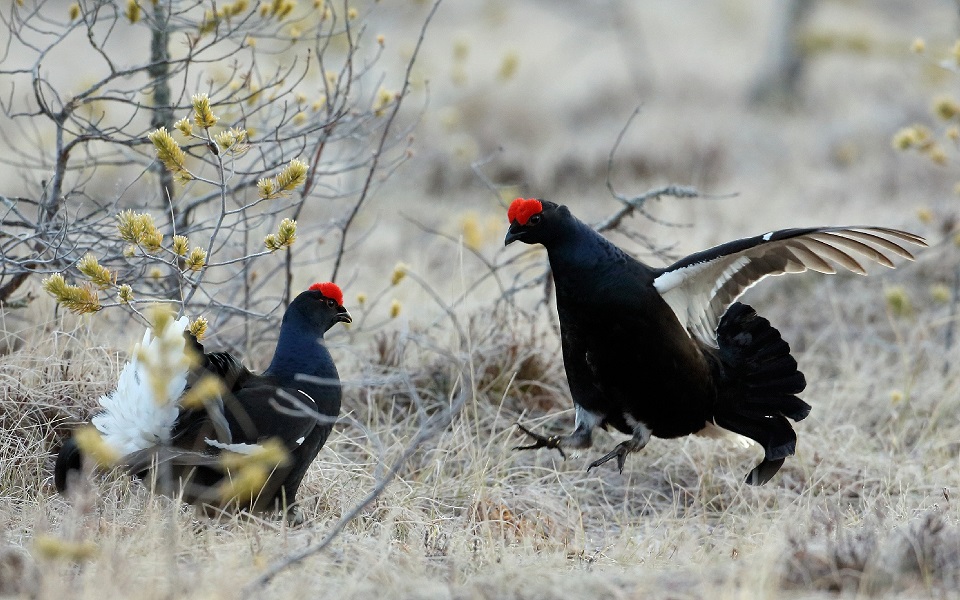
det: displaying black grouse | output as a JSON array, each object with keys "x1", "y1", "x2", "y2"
[
  {"x1": 55, "y1": 282, "x2": 351, "y2": 521},
  {"x1": 505, "y1": 198, "x2": 925, "y2": 484}
]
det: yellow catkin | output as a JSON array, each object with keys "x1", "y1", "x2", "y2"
[
  {"x1": 77, "y1": 254, "x2": 113, "y2": 289},
  {"x1": 33, "y1": 535, "x2": 99, "y2": 562},
  {"x1": 259, "y1": 160, "x2": 308, "y2": 200},
  {"x1": 172, "y1": 235, "x2": 189, "y2": 256},
  {"x1": 174, "y1": 117, "x2": 193, "y2": 136},
  {"x1": 147, "y1": 128, "x2": 191, "y2": 182},
  {"x1": 41, "y1": 274, "x2": 101, "y2": 314},
  {"x1": 217, "y1": 439, "x2": 290, "y2": 503},
  {"x1": 179, "y1": 375, "x2": 227, "y2": 410},
  {"x1": 498, "y1": 51, "x2": 519, "y2": 80},
  {"x1": 192, "y1": 93, "x2": 218, "y2": 128},
  {"x1": 264, "y1": 218, "x2": 297, "y2": 251},
  {"x1": 927, "y1": 144, "x2": 948, "y2": 165},
  {"x1": 125, "y1": 0, "x2": 141, "y2": 22},
  {"x1": 142, "y1": 229, "x2": 163, "y2": 253},
  {"x1": 189, "y1": 316, "x2": 208, "y2": 340},
  {"x1": 257, "y1": 178, "x2": 276, "y2": 199},
  {"x1": 186, "y1": 247, "x2": 207, "y2": 271},
  {"x1": 391, "y1": 262, "x2": 408, "y2": 286},
  {"x1": 460, "y1": 213, "x2": 483, "y2": 251},
  {"x1": 884, "y1": 286, "x2": 912, "y2": 317},
  {"x1": 73, "y1": 427, "x2": 119, "y2": 466},
  {"x1": 118, "y1": 284, "x2": 134, "y2": 304},
  {"x1": 930, "y1": 283, "x2": 951, "y2": 303},
  {"x1": 933, "y1": 94, "x2": 960, "y2": 121},
  {"x1": 372, "y1": 87, "x2": 394, "y2": 117}
]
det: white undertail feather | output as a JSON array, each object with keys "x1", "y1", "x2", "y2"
[
  {"x1": 696, "y1": 422, "x2": 754, "y2": 448},
  {"x1": 92, "y1": 315, "x2": 191, "y2": 456}
]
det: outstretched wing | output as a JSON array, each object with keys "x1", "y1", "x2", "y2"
[{"x1": 652, "y1": 226, "x2": 926, "y2": 347}]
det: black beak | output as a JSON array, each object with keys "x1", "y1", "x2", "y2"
[
  {"x1": 504, "y1": 222, "x2": 525, "y2": 246},
  {"x1": 336, "y1": 308, "x2": 352, "y2": 324}
]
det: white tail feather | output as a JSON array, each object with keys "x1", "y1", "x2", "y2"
[{"x1": 92, "y1": 316, "x2": 190, "y2": 456}]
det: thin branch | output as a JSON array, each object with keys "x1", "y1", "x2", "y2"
[{"x1": 329, "y1": 0, "x2": 442, "y2": 281}]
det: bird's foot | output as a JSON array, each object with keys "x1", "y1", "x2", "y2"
[
  {"x1": 587, "y1": 440, "x2": 639, "y2": 474},
  {"x1": 284, "y1": 505, "x2": 306, "y2": 527},
  {"x1": 513, "y1": 423, "x2": 566, "y2": 459}
]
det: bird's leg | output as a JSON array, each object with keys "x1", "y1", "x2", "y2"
[
  {"x1": 587, "y1": 421, "x2": 651, "y2": 474},
  {"x1": 513, "y1": 406, "x2": 600, "y2": 460}
]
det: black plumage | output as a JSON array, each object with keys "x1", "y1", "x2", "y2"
[
  {"x1": 54, "y1": 283, "x2": 351, "y2": 521},
  {"x1": 505, "y1": 198, "x2": 925, "y2": 484}
]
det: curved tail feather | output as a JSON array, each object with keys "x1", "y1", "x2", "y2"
[{"x1": 714, "y1": 302, "x2": 809, "y2": 484}]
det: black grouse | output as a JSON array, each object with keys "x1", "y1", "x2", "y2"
[
  {"x1": 505, "y1": 198, "x2": 925, "y2": 484},
  {"x1": 54, "y1": 282, "x2": 351, "y2": 521}
]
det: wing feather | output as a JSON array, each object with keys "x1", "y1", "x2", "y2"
[
  {"x1": 653, "y1": 226, "x2": 925, "y2": 347},
  {"x1": 810, "y1": 232, "x2": 895, "y2": 268},
  {"x1": 782, "y1": 241, "x2": 836, "y2": 273},
  {"x1": 800, "y1": 237, "x2": 867, "y2": 274},
  {"x1": 836, "y1": 229, "x2": 918, "y2": 259}
]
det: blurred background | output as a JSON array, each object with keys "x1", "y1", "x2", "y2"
[
  {"x1": 353, "y1": 0, "x2": 958, "y2": 305},
  {"x1": 4, "y1": 0, "x2": 959, "y2": 326}
]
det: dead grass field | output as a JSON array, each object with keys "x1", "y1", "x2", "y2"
[{"x1": 4, "y1": 1, "x2": 960, "y2": 598}]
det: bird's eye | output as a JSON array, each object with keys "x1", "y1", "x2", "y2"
[
  {"x1": 326, "y1": 299, "x2": 336, "y2": 308},
  {"x1": 529, "y1": 214, "x2": 542, "y2": 225}
]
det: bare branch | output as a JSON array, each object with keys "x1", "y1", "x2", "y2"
[{"x1": 329, "y1": 0, "x2": 442, "y2": 281}]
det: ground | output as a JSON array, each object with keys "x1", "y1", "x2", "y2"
[{"x1": 3, "y1": 0, "x2": 960, "y2": 598}]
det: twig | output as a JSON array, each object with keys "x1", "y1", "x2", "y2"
[
  {"x1": 594, "y1": 184, "x2": 706, "y2": 233},
  {"x1": 330, "y1": 0, "x2": 442, "y2": 281},
  {"x1": 600, "y1": 103, "x2": 733, "y2": 233}
]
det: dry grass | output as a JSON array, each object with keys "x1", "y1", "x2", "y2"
[
  {"x1": 3, "y1": 255, "x2": 960, "y2": 599},
  {"x1": 4, "y1": 1, "x2": 960, "y2": 598}
]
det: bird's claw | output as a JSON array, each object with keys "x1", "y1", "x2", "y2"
[
  {"x1": 285, "y1": 505, "x2": 306, "y2": 527},
  {"x1": 587, "y1": 442, "x2": 631, "y2": 474},
  {"x1": 513, "y1": 423, "x2": 566, "y2": 459}
]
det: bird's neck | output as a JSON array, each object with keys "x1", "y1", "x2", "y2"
[
  {"x1": 547, "y1": 218, "x2": 624, "y2": 272},
  {"x1": 264, "y1": 314, "x2": 335, "y2": 380}
]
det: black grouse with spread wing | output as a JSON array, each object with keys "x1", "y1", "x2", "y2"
[{"x1": 505, "y1": 198, "x2": 925, "y2": 484}]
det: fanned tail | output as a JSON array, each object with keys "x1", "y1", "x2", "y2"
[
  {"x1": 713, "y1": 302, "x2": 809, "y2": 485},
  {"x1": 57, "y1": 315, "x2": 192, "y2": 493},
  {"x1": 91, "y1": 315, "x2": 190, "y2": 456}
]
